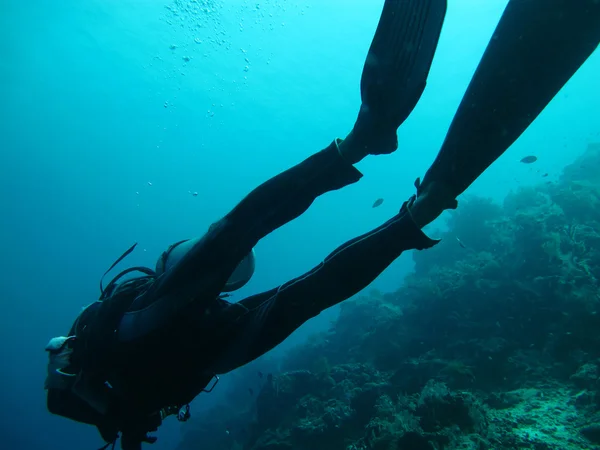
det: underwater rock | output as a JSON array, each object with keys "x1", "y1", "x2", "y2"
[
  {"x1": 255, "y1": 370, "x2": 335, "y2": 430},
  {"x1": 572, "y1": 389, "x2": 597, "y2": 410},
  {"x1": 483, "y1": 391, "x2": 522, "y2": 410},
  {"x1": 389, "y1": 361, "x2": 435, "y2": 395},
  {"x1": 580, "y1": 423, "x2": 600, "y2": 444},
  {"x1": 416, "y1": 380, "x2": 487, "y2": 434},
  {"x1": 251, "y1": 432, "x2": 293, "y2": 450},
  {"x1": 394, "y1": 431, "x2": 434, "y2": 449},
  {"x1": 570, "y1": 363, "x2": 599, "y2": 389}
]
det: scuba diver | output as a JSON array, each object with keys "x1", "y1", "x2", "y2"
[{"x1": 44, "y1": 0, "x2": 600, "y2": 449}]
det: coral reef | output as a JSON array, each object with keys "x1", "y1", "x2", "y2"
[{"x1": 176, "y1": 143, "x2": 600, "y2": 450}]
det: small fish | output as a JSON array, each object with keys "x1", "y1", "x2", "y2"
[
  {"x1": 147, "y1": 181, "x2": 153, "y2": 186},
  {"x1": 372, "y1": 198, "x2": 384, "y2": 208},
  {"x1": 188, "y1": 191, "x2": 198, "y2": 197},
  {"x1": 520, "y1": 155, "x2": 538, "y2": 164},
  {"x1": 225, "y1": 427, "x2": 230, "y2": 435},
  {"x1": 248, "y1": 388, "x2": 254, "y2": 396},
  {"x1": 456, "y1": 237, "x2": 466, "y2": 249},
  {"x1": 258, "y1": 371, "x2": 263, "y2": 378},
  {"x1": 541, "y1": 173, "x2": 548, "y2": 178}
]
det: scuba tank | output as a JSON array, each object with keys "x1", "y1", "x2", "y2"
[
  {"x1": 46, "y1": 239, "x2": 240, "y2": 449},
  {"x1": 99, "y1": 237, "x2": 256, "y2": 298},
  {"x1": 108, "y1": 239, "x2": 255, "y2": 342},
  {"x1": 155, "y1": 237, "x2": 256, "y2": 292}
]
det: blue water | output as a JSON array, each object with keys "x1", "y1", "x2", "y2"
[{"x1": 1, "y1": 1, "x2": 599, "y2": 449}]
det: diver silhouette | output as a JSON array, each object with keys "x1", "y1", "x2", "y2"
[{"x1": 43, "y1": 1, "x2": 600, "y2": 449}]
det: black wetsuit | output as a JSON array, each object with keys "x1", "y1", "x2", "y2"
[
  {"x1": 59, "y1": 141, "x2": 434, "y2": 446},
  {"x1": 52, "y1": 4, "x2": 600, "y2": 445},
  {"x1": 118, "y1": 140, "x2": 434, "y2": 398}
]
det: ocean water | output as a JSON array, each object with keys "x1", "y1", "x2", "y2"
[{"x1": 1, "y1": 1, "x2": 599, "y2": 449}]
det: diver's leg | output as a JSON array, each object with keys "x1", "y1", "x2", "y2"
[
  {"x1": 411, "y1": 0, "x2": 600, "y2": 227},
  {"x1": 204, "y1": 201, "x2": 438, "y2": 374}
]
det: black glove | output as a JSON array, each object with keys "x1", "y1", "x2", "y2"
[
  {"x1": 121, "y1": 432, "x2": 157, "y2": 450},
  {"x1": 120, "y1": 409, "x2": 162, "y2": 450}
]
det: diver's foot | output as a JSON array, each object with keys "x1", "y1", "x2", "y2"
[
  {"x1": 336, "y1": 129, "x2": 397, "y2": 164},
  {"x1": 339, "y1": 0, "x2": 447, "y2": 165},
  {"x1": 337, "y1": 104, "x2": 399, "y2": 164},
  {"x1": 407, "y1": 178, "x2": 458, "y2": 228},
  {"x1": 338, "y1": 0, "x2": 448, "y2": 165}
]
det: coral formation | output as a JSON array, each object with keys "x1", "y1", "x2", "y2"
[{"x1": 176, "y1": 143, "x2": 600, "y2": 450}]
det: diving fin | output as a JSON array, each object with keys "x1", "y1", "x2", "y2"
[
  {"x1": 420, "y1": 0, "x2": 600, "y2": 198},
  {"x1": 359, "y1": 0, "x2": 447, "y2": 131}
]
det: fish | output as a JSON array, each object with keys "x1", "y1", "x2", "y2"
[
  {"x1": 541, "y1": 173, "x2": 548, "y2": 178},
  {"x1": 456, "y1": 237, "x2": 466, "y2": 249},
  {"x1": 258, "y1": 371, "x2": 263, "y2": 378},
  {"x1": 520, "y1": 155, "x2": 538, "y2": 164},
  {"x1": 372, "y1": 198, "x2": 384, "y2": 208}
]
